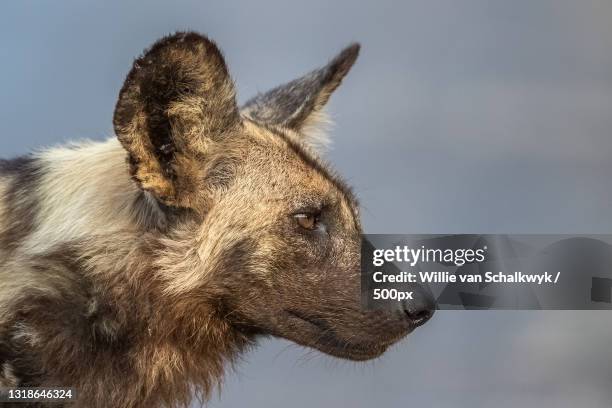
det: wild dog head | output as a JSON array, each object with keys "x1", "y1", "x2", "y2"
[{"x1": 113, "y1": 32, "x2": 434, "y2": 361}]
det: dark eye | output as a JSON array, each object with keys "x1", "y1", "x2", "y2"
[{"x1": 294, "y1": 213, "x2": 320, "y2": 230}]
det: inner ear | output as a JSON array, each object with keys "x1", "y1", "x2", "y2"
[
  {"x1": 113, "y1": 32, "x2": 241, "y2": 208},
  {"x1": 241, "y1": 44, "x2": 360, "y2": 151}
]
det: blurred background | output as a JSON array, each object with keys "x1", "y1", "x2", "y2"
[{"x1": 2, "y1": 1, "x2": 612, "y2": 406}]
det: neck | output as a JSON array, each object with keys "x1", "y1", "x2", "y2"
[{"x1": 0, "y1": 138, "x2": 252, "y2": 407}]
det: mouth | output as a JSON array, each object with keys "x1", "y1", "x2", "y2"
[{"x1": 283, "y1": 310, "x2": 406, "y2": 361}]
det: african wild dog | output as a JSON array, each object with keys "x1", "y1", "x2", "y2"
[{"x1": 0, "y1": 32, "x2": 434, "y2": 407}]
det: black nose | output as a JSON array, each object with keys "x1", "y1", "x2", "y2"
[{"x1": 402, "y1": 287, "x2": 436, "y2": 327}]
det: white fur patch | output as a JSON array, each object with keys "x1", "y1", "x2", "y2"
[
  {"x1": 0, "y1": 176, "x2": 9, "y2": 238},
  {"x1": 11, "y1": 322, "x2": 41, "y2": 347},
  {"x1": 298, "y1": 109, "x2": 334, "y2": 154},
  {"x1": 20, "y1": 138, "x2": 162, "y2": 255},
  {"x1": 0, "y1": 362, "x2": 18, "y2": 387}
]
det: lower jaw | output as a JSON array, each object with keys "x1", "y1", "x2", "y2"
[
  {"x1": 316, "y1": 329, "x2": 412, "y2": 361},
  {"x1": 304, "y1": 332, "x2": 396, "y2": 361},
  {"x1": 319, "y1": 343, "x2": 389, "y2": 361},
  {"x1": 281, "y1": 311, "x2": 406, "y2": 360}
]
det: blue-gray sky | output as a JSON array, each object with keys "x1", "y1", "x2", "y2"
[{"x1": 2, "y1": 1, "x2": 612, "y2": 407}]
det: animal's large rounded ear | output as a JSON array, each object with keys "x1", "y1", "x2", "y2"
[
  {"x1": 241, "y1": 43, "x2": 360, "y2": 151},
  {"x1": 113, "y1": 32, "x2": 241, "y2": 208}
]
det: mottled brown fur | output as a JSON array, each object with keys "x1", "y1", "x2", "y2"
[{"x1": 0, "y1": 32, "x2": 433, "y2": 407}]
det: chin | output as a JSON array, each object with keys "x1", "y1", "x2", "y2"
[
  {"x1": 276, "y1": 310, "x2": 411, "y2": 361},
  {"x1": 315, "y1": 342, "x2": 390, "y2": 361}
]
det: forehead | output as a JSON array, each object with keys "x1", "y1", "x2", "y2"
[{"x1": 240, "y1": 120, "x2": 358, "y2": 208}]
